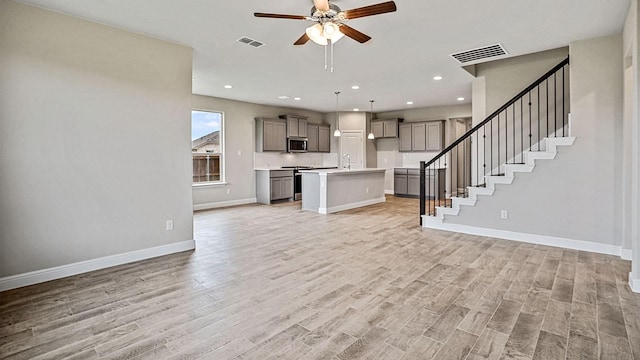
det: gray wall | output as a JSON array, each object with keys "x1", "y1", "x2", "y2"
[
  {"x1": 191, "y1": 95, "x2": 325, "y2": 207},
  {"x1": 448, "y1": 35, "x2": 624, "y2": 248},
  {"x1": 623, "y1": 0, "x2": 640, "y2": 286},
  {"x1": 0, "y1": 2, "x2": 194, "y2": 277}
]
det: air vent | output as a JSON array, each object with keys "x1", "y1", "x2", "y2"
[
  {"x1": 237, "y1": 36, "x2": 265, "y2": 48},
  {"x1": 450, "y1": 43, "x2": 508, "y2": 65}
]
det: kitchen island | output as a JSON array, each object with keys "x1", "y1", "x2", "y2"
[{"x1": 300, "y1": 168, "x2": 386, "y2": 214}]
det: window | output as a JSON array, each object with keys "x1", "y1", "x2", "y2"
[{"x1": 192, "y1": 110, "x2": 223, "y2": 184}]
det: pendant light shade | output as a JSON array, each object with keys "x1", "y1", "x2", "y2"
[
  {"x1": 334, "y1": 91, "x2": 341, "y2": 137},
  {"x1": 367, "y1": 99, "x2": 375, "y2": 140}
]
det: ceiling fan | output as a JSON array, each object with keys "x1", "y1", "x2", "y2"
[{"x1": 254, "y1": 0, "x2": 397, "y2": 46}]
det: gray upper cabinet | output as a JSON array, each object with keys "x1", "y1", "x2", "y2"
[
  {"x1": 412, "y1": 123, "x2": 426, "y2": 151},
  {"x1": 318, "y1": 125, "x2": 330, "y2": 152},
  {"x1": 426, "y1": 122, "x2": 443, "y2": 151},
  {"x1": 399, "y1": 120, "x2": 444, "y2": 152},
  {"x1": 306, "y1": 123, "x2": 330, "y2": 153},
  {"x1": 255, "y1": 117, "x2": 287, "y2": 152},
  {"x1": 399, "y1": 124, "x2": 412, "y2": 151},
  {"x1": 371, "y1": 118, "x2": 400, "y2": 138},
  {"x1": 307, "y1": 124, "x2": 319, "y2": 152},
  {"x1": 280, "y1": 115, "x2": 308, "y2": 138}
]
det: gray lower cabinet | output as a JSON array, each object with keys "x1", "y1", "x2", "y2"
[
  {"x1": 255, "y1": 118, "x2": 287, "y2": 152},
  {"x1": 394, "y1": 168, "x2": 445, "y2": 199},
  {"x1": 256, "y1": 169, "x2": 294, "y2": 204},
  {"x1": 398, "y1": 120, "x2": 444, "y2": 152}
]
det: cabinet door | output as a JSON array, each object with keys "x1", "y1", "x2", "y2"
[
  {"x1": 274, "y1": 121, "x2": 287, "y2": 151},
  {"x1": 371, "y1": 122, "x2": 384, "y2": 138},
  {"x1": 288, "y1": 118, "x2": 299, "y2": 137},
  {"x1": 412, "y1": 123, "x2": 426, "y2": 151},
  {"x1": 426, "y1": 122, "x2": 442, "y2": 151},
  {"x1": 263, "y1": 121, "x2": 275, "y2": 151},
  {"x1": 394, "y1": 175, "x2": 408, "y2": 195},
  {"x1": 281, "y1": 177, "x2": 294, "y2": 199},
  {"x1": 307, "y1": 125, "x2": 319, "y2": 152},
  {"x1": 318, "y1": 126, "x2": 330, "y2": 152},
  {"x1": 298, "y1": 118, "x2": 308, "y2": 137},
  {"x1": 383, "y1": 120, "x2": 398, "y2": 138},
  {"x1": 408, "y1": 175, "x2": 420, "y2": 196},
  {"x1": 399, "y1": 124, "x2": 412, "y2": 152},
  {"x1": 270, "y1": 178, "x2": 282, "y2": 200}
]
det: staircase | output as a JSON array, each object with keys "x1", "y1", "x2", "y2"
[{"x1": 420, "y1": 57, "x2": 571, "y2": 226}]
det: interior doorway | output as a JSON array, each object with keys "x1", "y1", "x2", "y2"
[
  {"x1": 451, "y1": 117, "x2": 472, "y2": 196},
  {"x1": 340, "y1": 131, "x2": 364, "y2": 169}
]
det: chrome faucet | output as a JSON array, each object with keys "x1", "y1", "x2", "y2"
[{"x1": 342, "y1": 153, "x2": 351, "y2": 170}]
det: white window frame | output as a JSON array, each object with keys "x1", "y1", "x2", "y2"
[{"x1": 191, "y1": 109, "x2": 226, "y2": 187}]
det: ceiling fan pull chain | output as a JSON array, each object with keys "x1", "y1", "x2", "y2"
[
  {"x1": 330, "y1": 39, "x2": 334, "y2": 73},
  {"x1": 324, "y1": 44, "x2": 328, "y2": 71}
]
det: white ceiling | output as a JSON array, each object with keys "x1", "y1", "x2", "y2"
[{"x1": 17, "y1": 0, "x2": 631, "y2": 113}]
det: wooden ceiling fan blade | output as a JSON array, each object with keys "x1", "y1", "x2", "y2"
[
  {"x1": 339, "y1": 24, "x2": 371, "y2": 43},
  {"x1": 254, "y1": 12, "x2": 308, "y2": 20},
  {"x1": 294, "y1": 33, "x2": 310, "y2": 45},
  {"x1": 342, "y1": 1, "x2": 397, "y2": 20},
  {"x1": 312, "y1": 0, "x2": 330, "y2": 12}
]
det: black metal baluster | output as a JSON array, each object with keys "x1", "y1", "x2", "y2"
[
  {"x1": 463, "y1": 138, "x2": 467, "y2": 196},
  {"x1": 529, "y1": 92, "x2": 532, "y2": 151},
  {"x1": 546, "y1": 78, "x2": 549, "y2": 138},
  {"x1": 512, "y1": 104, "x2": 515, "y2": 164},
  {"x1": 537, "y1": 86, "x2": 540, "y2": 151},
  {"x1": 553, "y1": 73, "x2": 558, "y2": 137},
  {"x1": 521, "y1": 98, "x2": 524, "y2": 163},
  {"x1": 563, "y1": 65, "x2": 566, "y2": 136},
  {"x1": 483, "y1": 126, "x2": 487, "y2": 184}
]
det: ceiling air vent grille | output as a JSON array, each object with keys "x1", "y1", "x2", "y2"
[
  {"x1": 450, "y1": 43, "x2": 508, "y2": 64},
  {"x1": 237, "y1": 36, "x2": 265, "y2": 48}
]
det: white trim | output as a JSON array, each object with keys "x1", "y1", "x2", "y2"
[
  {"x1": 422, "y1": 219, "x2": 625, "y2": 257},
  {"x1": 629, "y1": 273, "x2": 640, "y2": 293},
  {"x1": 193, "y1": 198, "x2": 257, "y2": 211},
  {"x1": 0, "y1": 240, "x2": 195, "y2": 292},
  {"x1": 384, "y1": 189, "x2": 394, "y2": 195},
  {"x1": 320, "y1": 197, "x2": 386, "y2": 214},
  {"x1": 621, "y1": 248, "x2": 633, "y2": 260},
  {"x1": 192, "y1": 182, "x2": 228, "y2": 188}
]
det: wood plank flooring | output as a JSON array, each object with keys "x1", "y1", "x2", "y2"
[{"x1": 1, "y1": 195, "x2": 639, "y2": 359}]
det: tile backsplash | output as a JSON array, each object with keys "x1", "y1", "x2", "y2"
[{"x1": 254, "y1": 152, "x2": 338, "y2": 168}]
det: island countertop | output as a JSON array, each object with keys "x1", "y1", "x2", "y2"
[{"x1": 299, "y1": 168, "x2": 386, "y2": 175}]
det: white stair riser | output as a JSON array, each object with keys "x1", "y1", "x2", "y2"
[{"x1": 424, "y1": 137, "x2": 576, "y2": 224}]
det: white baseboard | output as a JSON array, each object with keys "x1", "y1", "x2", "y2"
[
  {"x1": 422, "y1": 220, "x2": 625, "y2": 258},
  {"x1": 621, "y1": 248, "x2": 633, "y2": 260},
  {"x1": 0, "y1": 240, "x2": 195, "y2": 292},
  {"x1": 630, "y1": 273, "x2": 640, "y2": 293},
  {"x1": 384, "y1": 189, "x2": 394, "y2": 195},
  {"x1": 193, "y1": 198, "x2": 257, "y2": 211},
  {"x1": 320, "y1": 197, "x2": 386, "y2": 214}
]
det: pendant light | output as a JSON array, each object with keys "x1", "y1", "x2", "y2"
[
  {"x1": 367, "y1": 99, "x2": 375, "y2": 140},
  {"x1": 333, "y1": 91, "x2": 341, "y2": 137}
]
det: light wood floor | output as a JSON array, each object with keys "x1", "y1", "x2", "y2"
[{"x1": 1, "y1": 196, "x2": 639, "y2": 360}]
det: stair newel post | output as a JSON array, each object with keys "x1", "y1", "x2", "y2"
[
  {"x1": 554, "y1": 72, "x2": 557, "y2": 137},
  {"x1": 420, "y1": 161, "x2": 425, "y2": 223}
]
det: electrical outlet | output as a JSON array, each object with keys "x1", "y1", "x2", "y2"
[
  {"x1": 366, "y1": 187, "x2": 369, "y2": 194},
  {"x1": 166, "y1": 220, "x2": 174, "y2": 231},
  {"x1": 226, "y1": 188, "x2": 231, "y2": 195},
  {"x1": 500, "y1": 210, "x2": 508, "y2": 220}
]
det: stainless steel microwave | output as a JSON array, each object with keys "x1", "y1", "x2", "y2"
[{"x1": 287, "y1": 138, "x2": 308, "y2": 153}]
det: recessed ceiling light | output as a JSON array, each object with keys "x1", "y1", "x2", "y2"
[
  {"x1": 457, "y1": 97, "x2": 465, "y2": 101},
  {"x1": 294, "y1": 97, "x2": 301, "y2": 101},
  {"x1": 406, "y1": 101, "x2": 414, "y2": 105},
  {"x1": 353, "y1": 108, "x2": 359, "y2": 111},
  {"x1": 277, "y1": 95, "x2": 289, "y2": 100},
  {"x1": 351, "y1": 85, "x2": 360, "y2": 90},
  {"x1": 433, "y1": 76, "x2": 443, "y2": 81},
  {"x1": 224, "y1": 84, "x2": 232, "y2": 89}
]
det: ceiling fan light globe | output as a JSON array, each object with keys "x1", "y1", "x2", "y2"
[{"x1": 306, "y1": 24, "x2": 327, "y2": 45}]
